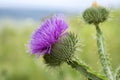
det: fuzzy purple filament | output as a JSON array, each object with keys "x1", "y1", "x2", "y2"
[{"x1": 28, "y1": 15, "x2": 68, "y2": 56}]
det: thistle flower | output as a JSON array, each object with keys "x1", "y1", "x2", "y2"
[
  {"x1": 27, "y1": 15, "x2": 79, "y2": 67},
  {"x1": 28, "y1": 15, "x2": 68, "y2": 56},
  {"x1": 83, "y1": 2, "x2": 109, "y2": 25}
]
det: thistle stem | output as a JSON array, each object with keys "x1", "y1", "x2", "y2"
[
  {"x1": 58, "y1": 68, "x2": 65, "y2": 80},
  {"x1": 67, "y1": 60, "x2": 106, "y2": 80},
  {"x1": 95, "y1": 24, "x2": 113, "y2": 80}
]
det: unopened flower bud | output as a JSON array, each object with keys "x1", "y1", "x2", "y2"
[{"x1": 83, "y1": 2, "x2": 109, "y2": 25}]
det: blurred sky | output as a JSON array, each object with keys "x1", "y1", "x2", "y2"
[
  {"x1": 0, "y1": 0, "x2": 120, "y2": 11},
  {"x1": 0, "y1": 0, "x2": 120, "y2": 20}
]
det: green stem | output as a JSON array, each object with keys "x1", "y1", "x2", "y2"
[
  {"x1": 115, "y1": 66, "x2": 120, "y2": 80},
  {"x1": 67, "y1": 60, "x2": 106, "y2": 80},
  {"x1": 58, "y1": 68, "x2": 65, "y2": 80},
  {"x1": 95, "y1": 24, "x2": 113, "y2": 80}
]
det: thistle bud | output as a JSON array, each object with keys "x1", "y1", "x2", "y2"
[
  {"x1": 43, "y1": 32, "x2": 78, "y2": 67},
  {"x1": 83, "y1": 2, "x2": 109, "y2": 25}
]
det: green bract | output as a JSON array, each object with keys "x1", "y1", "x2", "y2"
[
  {"x1": 43, "y1": 32, "x2": 78, "y2": 67},
  {"x1": 83, "y1": 6, "x2": 109, "y2": 24}
]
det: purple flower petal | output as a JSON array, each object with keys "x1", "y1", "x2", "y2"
[{"x1": 28, "y1": 14, "x2": 68, "y2": 56}]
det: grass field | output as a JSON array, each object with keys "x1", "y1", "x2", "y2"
[{"x1": 0, "y1": 10, "x2": 120, "y2": 80}]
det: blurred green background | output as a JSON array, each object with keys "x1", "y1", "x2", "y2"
[{"x1": 0, "y1": 9, "x2": 120, "y2": 80}]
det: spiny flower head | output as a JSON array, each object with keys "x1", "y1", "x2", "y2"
[
  {"x1": 83, "y1": 2, "x2": 109, "y2": 25},
  {"x1": 28, "y1": 15, "x2": 68, "y2": 56},
  {"x1": 43, "y1": 32, "x2": 79, "y2": 67}
]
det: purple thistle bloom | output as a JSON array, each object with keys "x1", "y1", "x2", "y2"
[{"x1": 28, "y1": 15, "x2": 68, "y2": 56}]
